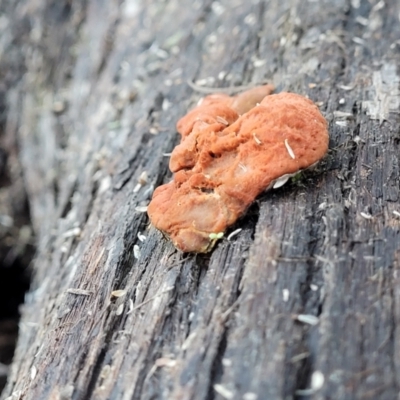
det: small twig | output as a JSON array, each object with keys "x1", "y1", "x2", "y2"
[
  {"x1": 186, "y1": 79, "x2": 270, "y2": 94},
  {"x1": 131, "y1": 287, "x2": 174, "y2": 312}
]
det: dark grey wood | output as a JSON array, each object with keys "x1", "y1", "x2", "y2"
[{"x1": 1, "y1": 0, "x2": 400, "y2": 399}]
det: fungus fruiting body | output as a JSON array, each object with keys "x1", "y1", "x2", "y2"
[{"x1": 147, "y1": 86, "x2": 329, "y2": 253}]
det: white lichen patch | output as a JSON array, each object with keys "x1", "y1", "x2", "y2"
[{"x1": 362, "y1": 62, "x2": 400, "y2": 122}]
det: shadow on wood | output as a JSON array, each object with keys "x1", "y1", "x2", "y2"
[{"x1": 0, "y1": 0, "x2": 400, "y2": 399}]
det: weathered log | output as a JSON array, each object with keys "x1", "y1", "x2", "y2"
[{"x1": 1, "y1": 0, "x2": 400, "y2": 399}]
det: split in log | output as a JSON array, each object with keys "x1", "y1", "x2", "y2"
[{"x1": 0, "y1": 0, "x2": 400, "y2": 399}]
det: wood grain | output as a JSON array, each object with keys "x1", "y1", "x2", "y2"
[{"x1": 1, "y1": 0, "x2": 399, "y2": 399}]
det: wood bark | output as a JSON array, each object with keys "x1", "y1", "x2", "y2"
[{"x1": 1, "y1": 0, "x2": 400, "y2": 399}]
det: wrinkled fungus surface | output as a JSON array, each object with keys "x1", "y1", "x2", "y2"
[{"x1": 148, "y1": 86, "x2": 329, "y2": 253}]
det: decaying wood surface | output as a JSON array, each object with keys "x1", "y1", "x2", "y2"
[{"x1": 1, "y1": 0, "x2": 400, "y2": 399}]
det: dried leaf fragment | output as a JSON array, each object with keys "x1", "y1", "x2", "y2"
[
  {"x1": 148, "y1": 87, "x2": 329, "y2": 252},
  {"x1": 111, "y1": 289, "x2": 127, "y2": 298}
]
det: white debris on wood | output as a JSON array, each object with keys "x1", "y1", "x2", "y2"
[
  {"x1": 116, "y1": 303, "x2": 124, "y2": 316},
  {"x1": 133, "y1": 183, "x2": 142, "y2": 193},
  {"x1": 352, "y1": 37, "x2": 365, "y2": 45},
  {"x1": 182, "y1": 332, "x2": 197, "y2": 351},
  {"x1": 111, "y1": 289, "x2": 127, "y2": 298},
  {"x1": 135, "y1": 206, "x2": 148, "y2": 213},
  {"x1": 393, "y1": 210, "x2": 400, "y2": 218},
  {"x1": 154, "y1": 357, "x2": 177, "y2": 368},
  {"x1": 162, "y1": 99, "x2": 172, "y2": 111},
  {"x1": 30, "y1": 365, "x2": 37, "y2": 381},
  {"x1": 296, "y1": 314, "x2": 319, "y2": 325},
  {"x1": 338, "y1": 84, "x2": 356, "y2": 91},
  {"x1": 222, "y1": 358, "x2": 233, "y2": 367},
  {"x1": 143, "y1": 184, "x2": 154, "y2": 199},
  {"x1": 34, "y1": 344, "x2": 44, "y2": 358},
  {"x1": 218, "y1": 71, "x2": 227, "y2": 80},
  {"x1": 295, "y1": 370, "x2": 325, "y2": 396},
  {"x1": 244, "y1": 13, "x2": 256, "y2": 26},
  {"x1": 360, "y1": 212, "x2": 373, "y2": 220},
  {"x1": 227, "y1": 228, "x2": 242, "y2": 241},
  {"x1": 99, "y1": 176, "x2": 111, "y2": 194},
  {"x1": 243, "y1": 393, "x2": 258, "y2": 400},
  {"x1": 290, "y1": 352, "x2": 310, "y2": 363},
  {"x1": 138, "y1": 232, "x2": 147, "y2": 242},
  {"x1": 213, "y1": 384, "x2": 234, "y2": 399},
  {"x1": 355, "y1": 15, "x2": 369, "y2": 25},
  {"x1": 63, "y1": 227, "x2": 81, "y2": 238},
  {"x1": 133, "y1": 171, "x2": 149, "y2": 193},
  {"x1": 0, "y1": 214, "x2": 13, "y2": 227},
  {"x1": 138, "y1": 171, "x2": 148, "y2": 185},
  {"x1": 311, "y1": 371, "x2": 325, "y2": 390},
  {"x1": 133, "y1": 245, "x2": 141, "y2": 259},
  {"x1": 282, "y1": 289, "x2": 290, "y2": 302},
  {"x1": 195, "y1": 77, "x2": 212, "y2": 86},
  {"x1": 5, "y1": 390, "x2": 22, "y2": 400},
  {"x1": 272, "y1": 175, "x2": 290, "y2": 189},
  {"x1": 333, "y1": 110, "x2": 353, "y2": 118},
  {"x1": 211, "y1": 1, "x2": 225, "y2": 16},
  {"x1": 371, "y1": 0, "x2": 385, "y2": 12},
  {"x1": 253, "y1": 59, "x2": 266, "y2": 68},
  {"x1": 126, "y1": 298, "x2": 134, "y2": 315}
]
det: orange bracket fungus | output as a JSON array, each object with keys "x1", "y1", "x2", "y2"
[{"x1": 147, "y1": 85, "x2": 329, "y2": 253}]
